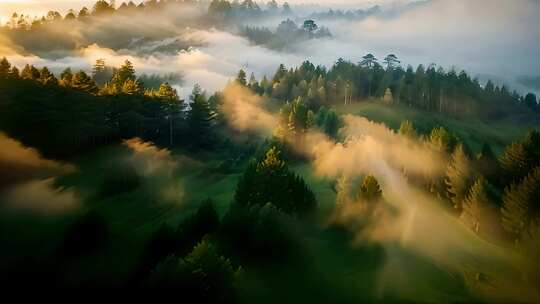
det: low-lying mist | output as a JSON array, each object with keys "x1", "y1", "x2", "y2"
[{"x1": 218, "y1": 83, "x2": 540, "y2": 302}]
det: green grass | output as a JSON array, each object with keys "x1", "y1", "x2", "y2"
[{"x1": 335, "y1": 102, "x2": 539, "y2": 153}]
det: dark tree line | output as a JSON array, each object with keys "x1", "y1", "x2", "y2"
[
  {"x1": 241, "y1": 19, "x2": 331, "y2": 50},
  {"x1": 239, "y1": 58, "x2": 538, "y2": 119},
  {"x1": 0, "y1": 57, "x2": 216, "y2": 157}
]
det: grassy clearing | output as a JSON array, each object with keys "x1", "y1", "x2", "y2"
[{"x1": 335, "y1": 102, "x2": 539, "y2": 153}]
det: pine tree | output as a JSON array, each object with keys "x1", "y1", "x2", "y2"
[
  {"x1": 78, "y1": 7, "x2": 89, "y2": 18},
  {"x1": 273, "y1": 64, "x2": 287, "y2": 83},
  {"x1": 187, "y1": 84, "x2": 215, "y2": 148},
  {"x1": 156, "y1": 83, "x2": 184, "y2": 146},
  {"x1": 501, "y1": 166, "x2": 540, "y2": 242},
  {"x1": 445, "y1": 144, "x2": 473, "y2": 213},
  {"x1": 121, "y1": 79, "x2": 142, "y2": 95},
  {"x1": 461, "y1": 177, "x2": 498, "y2": 234},
  {"x1": 71, "y1": 70, "x2": 98, "y2": 93},
  {"x1": 39, "y1": 67, "x2": 58, "y2": 86},
  {"x1": 92, "y1": 58, "x2": 112, "y2": 86},
  {"x1": 357, "y1": 175, "x2": 382, "y2": 202},
  {"x1": 9, "y1": 66, "x2": 19, "y2": 78},
  {"x1": 275, "y1": 98, "x2": 312, "y2": 141},
  {"x1": 499, "y1": 142, "x2": 530, "y2": 183},
  {"x1": 112, "y1": 60, "x2": 136, "y2": 85},
  {"x1": 234, "y1": 146, "x2": 316, "y2": 216},
  {"x1": 498, "y1": 131, "x2": 540, "y2": 184},
  {"x1": 429, "y1": 126, "x2": 457, "y2": 153},
  {"x1": 156, "y1": 82, "x2": 179, "y2": 101},
  {"x1": 323, "y1": 110, "x2": 340, "y2": 139},
  {"x1": 0, "y1": 57, "x2": 11, "y2": 77},
  {"x1": 236, "y1": 69, "x2": 247, "y2": 86},
  {"x1": 59, "y1": 68, "x2": 73, "y2": 87},
  {"x1": 475, "y1": 143, "x2": 498, "y2": 182},
  {"x1": 399, "y1": 120, "x2": 417, "y2": 138},
  {"x1": 21, "y1": 64, "x2": 40, "y2": 80},
  {"x1": 93, "y1": 0, "x2": 115, "y2": 15}
]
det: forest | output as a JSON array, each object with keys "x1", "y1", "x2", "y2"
[{"x1": 0, "y1": 0, "x2": 539, "y2": 302}]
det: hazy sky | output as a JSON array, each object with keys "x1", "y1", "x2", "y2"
[{"x1": 0, "y1": 0, "x2": 403, "y2": 23}]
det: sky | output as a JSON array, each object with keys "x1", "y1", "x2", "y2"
[{"x1": 0, "y1": 0, "x2": 404, "y2": 23}]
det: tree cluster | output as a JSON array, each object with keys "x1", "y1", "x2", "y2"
[
  {"x1": 239, "y1": 58, "x2": 538, "y2": 119},
  {"x1": 0, "y1": 57, "x2": 216, "y2": 157},
  {"x1": 241, "y1": 19, "x2": 331, "y2": 50}
]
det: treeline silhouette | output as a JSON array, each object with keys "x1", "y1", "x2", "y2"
[
  {"x1": 0, "y1": 57, "x2": 215, "y2": 158},
  {"x1": 238, "y1": 57, "x2": 539, "y2": 119},
  {"x1": 3, "y1": 0, "x2": 295, "y2": 31}
]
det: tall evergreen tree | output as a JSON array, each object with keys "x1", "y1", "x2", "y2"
[
  {"x1": 475, "y1": 143, "x2": 498, "y2": 183},
  {"x1": 236, "y1": 69, "x2": 247, "y2": 86},
  {"x1": 113, "y1": 60, "x2": 136, "y2": 85},
  {"x1": 156, "y1": 83, "x2": 184, "y2": 146},
  {"x1": 429, "y1": 126, "x2": 457, "y2": 153},
  {"x1": 356, "y1": 175, "x2": 382, "y2": 202},
  {"x1": 21, "y1": 64, "x2": 41, "y2": 80},
  {"x1": 499, "y1": 130, "x2": 540, "y2": 184},
  {"x1": 461, "y1": 177, "x2": 499, "y2": 235},
  {"x1": 501, "y1": 166, "x2": 540, "y2": 242},
  {"x1": 445, "y1": 144, "x2": 473, "y2": 213},
  {"x1": 234, "y1": 146, "x2": 316, "y2": 216},
  {"x1": 399, "y1": 120, "x2": 417, "y2": 138},
  {"x1": 92, "y1": 58, "x2": 112, "y2": 86},
  {"x1": 39, "y1": 67, "x2": 58, "y2": 86},
  {"x1": 71, "y1": 70, "x2": 98, "y2": 93},
  {"x1": 0, "y1": 57, "x2": 11, "y2": 77},
  {"x1": 187, "y1": 84, "x2": 215, "y2": 148},
  {"x1": 121, "y1": 79, "x2": 142, "y2": 95}
]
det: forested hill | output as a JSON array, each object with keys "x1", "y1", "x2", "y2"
[
  {"x1": 1, "y1": 55, "x2": 539, "y2": 159},
  {"x1": 239, "y1": 58, "x2": 539, "y2": 120}
]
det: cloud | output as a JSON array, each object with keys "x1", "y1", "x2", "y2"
[
  {"x1": 311, "y1": 115, "x2": 445, "y2": 179},
  {"x1": 220, "y1": 83, "x2": 278, "y2": 134},
  {"x1": 0, "y1": 132, "x2": 75, "y2": 188},
  {"x1": 1, "y1": 178, "x2": 80, "y2": 214},
  {"x1": 123, "y1": 137, "x2": 197, "y2": 204},
  {"x1": 123, "y1": 137, "x2": 178, "y2": 176}
]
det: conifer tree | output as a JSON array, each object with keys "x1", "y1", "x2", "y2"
[
  {"x1": 429, "y1": 126, "x2": 457, "y2": 153},
  {"x1": 71, "y1": 70, "x2": 98, "y2": 93},
  {"x1": 0, "y1": 57, "x2": 11, "y2": 77},
  {"x1": 39, "y1": 67, "x2": 58, "y2": 86},
  {"x1": 445, "y1": 144, "x2": 473, "y2": 213},
  {"x1": 187, "y1": 84, "x2": 215, "y2": 148},
  {"x1": 121, "y1": 79, "x2": 142, "y2": 95},
  {"x1": 461, "y1": 177, "x2": 498, "y2": 234},
  {"x1": 499, "y1": 131, "x2": 540, "y2": 184},
  {"x1": 236, "y1": 69, "x2": 247, "y2": 86},
  {"x1": 21, "y1": 64, "x2": 41, "y2": 80},
  {"x1": 9, "y1": 66, "x2": 19, "y2": 78},
  {"x1": 234, "y1": 146, "x2": 316, "y2": 216},
  {"x1": 112, "y1": 60, "x2": 136, "y2": 85},
  {"x1": 323, "y1": 110, "x2": 340, "y2": 139},
  {"x1": 156, "y1": 83, "x2": 184, "y2": 146},
  {"x1": 475, "y1": 143, "x2": 498, "y2": 182},
  {"x1": 501, "y1": 166, "x2": 540, "y2": 242},
  {"x1": 399, "y1": 120, "x2": 417, "y2": 138},
  {"x1": 357, "y1": 175, "x2": 382, "y2": 202},
  {"x1": 92, "y1": 58, "x2": 112, "y2": 86}
]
